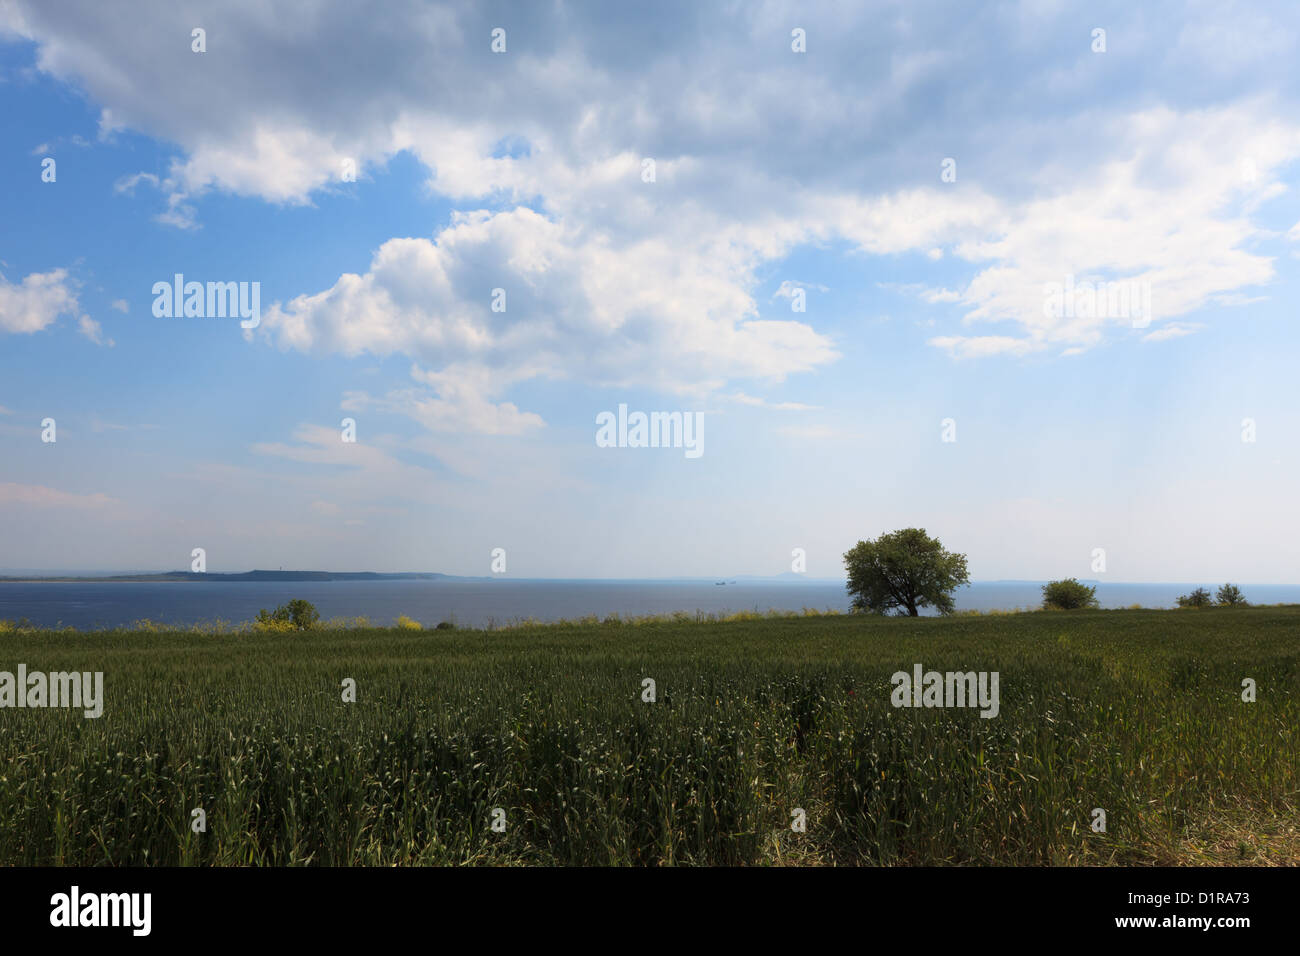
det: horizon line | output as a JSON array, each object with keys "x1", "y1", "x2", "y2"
[{"x1": 1, "y1": 570, "x2": 1296, "y2": 587}]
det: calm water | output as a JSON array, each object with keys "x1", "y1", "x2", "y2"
[{"x1": 2, "y1": 580, "x2": 1299, "y2": 630}]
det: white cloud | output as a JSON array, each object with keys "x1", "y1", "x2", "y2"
[
  {"x1": 259, "y1": 206, "x2": 840, "y2": 431},
  {"x1": 6, "y1": 0, "x2": 1298, "y2": 406},
  {"x1": 921, "y1": 288, "x2": 962, "y2": 304},
  {"x1": 0, "y1": 483, "x2": 118, "y2": 509},
  {"x1": 0, "y1": 268, "x2": 79, "y2": 334},
  {"x1": 729, "y1": 392, "x2": 817, "y2": 411},
  {"x1": 343, "y1": 365, "x2": 546, "y2": 437},
  {"x1": 773, "y1": 279, "x2": 828, "y2": 301},
  {"x1": 928, "y1": 335, "x2": 1044, "y2": 359},
  {"x1": 1141, "y1": 323, "x2": 1202, "y2": 343},
  {"x1": 1211, "y1": 293, "x2": 1268, "y2": 307},
  {"x1": 246, "y1": 97, "x2": 1296, "y2": 387},
  {"x1": 77, "y1": 314, "x2": 113, "y2": 346},
  {"x1": 912, "y1": 105, "x2": 1299, "y2": 356},
  {"x1": 113, "y1": 172, "x2": 158, "y2": 194},
  {"x1": 114, "y1": 171, "x2": 197, "y2": 229}
]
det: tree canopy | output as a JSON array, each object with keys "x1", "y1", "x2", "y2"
[
  {"x1": 1041, "y1": 578, "x2": 1099, "y2": 610},
  {"x1": 1216, "y1": 583, "x2": 1248, "y2": 607},
  {"x1": 1177, "y1": 587, "x2": 1214, "y2": 608},
  {"x1": 843, "y1": 528, "x2": 969, "y2": 617}
]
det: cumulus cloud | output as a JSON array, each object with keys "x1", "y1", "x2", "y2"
[
  {"x1": 259, "y1": 206, "x2": 840, "y2": 428},
  {"x1": 0, "y1": 268, "x2": 80, "y2": 334},
  {"x1": 915, "y1": 105, "x2": 1298, "y2": 354},
  {"x1": 6, "y1": 0, "x2": 1299, "y2": 426},
  {"x1": 342, "y1": 365, "x2": 546, "y2": 437}
]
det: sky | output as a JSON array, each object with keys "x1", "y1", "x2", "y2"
[{"x1": 1, "y1": 0, "x2": 1298, "y2": 582}]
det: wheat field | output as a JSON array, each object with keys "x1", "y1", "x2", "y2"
[{"x1": 0, "y1": 607, "x2": 1296, "y2": 865}]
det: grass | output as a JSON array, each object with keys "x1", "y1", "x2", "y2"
[{"x1": 0, "y1": 606, "x2": 1296, "y2": 866}]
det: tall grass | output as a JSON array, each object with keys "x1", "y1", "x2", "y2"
[{"x1": 0, "y1": 607, "x2": 1296, "y2": 865}]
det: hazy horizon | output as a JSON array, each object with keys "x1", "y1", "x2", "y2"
[{"x1": 2, "y1": 567, "x2": 1296, "y2": 587}]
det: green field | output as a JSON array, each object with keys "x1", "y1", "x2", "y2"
[{"x1": 1, "y1": 607, "x2": 1297, "y2": 866}]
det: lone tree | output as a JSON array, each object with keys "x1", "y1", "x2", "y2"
[
  {"x1": 843, "y1": 528, "x2": 969, "y2": 616},
  {"x1": 1041, "y1": 578, "x2": 1099, "y2": 610}
]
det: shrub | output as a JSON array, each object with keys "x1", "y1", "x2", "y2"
[
  {"x1": 253, "y1": 611, "x2": 293, "y2": 633},
  {"x1": 396, "y1": 615, "x2": 423, "y2": 631},
  {"x1": 255, "y1": 599, "x2": 320, "y2": 631},
  {"x1": 1216, "y1": 583, "x2": 1249, "y2": 607},
  {"x1": 1177, "y1": 587, "x2": 1214, "y2": 608},
  {"x1": 435, "y1": 620, "x2": 456, "y2": 630},
  {"x1": 1041, "y1": 578, "x2": 1099, "y2": 610}
]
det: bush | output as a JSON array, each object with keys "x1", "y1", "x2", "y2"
[
  {"x1": 252, "y1": 613, "x2": 294, "y2": 633},
  {"x1": 1177, "y1": 587, "x2": 1214, "y2": 608},
  {"x1": 254, "y1": 599, "x2": 320, "y2": 631},
  {"x1": 1041, "y1": 578, "x2": 1099, "y2": 610},
  {"x1": 1216, "y1": 583, "x2": 1249, "y2": 607},
  {"x1": 395, "y1": 615, "x2": 422, "y2": 631},
  {"x1": 435, "y1": 620, "x2": 456, "y2": 630}
]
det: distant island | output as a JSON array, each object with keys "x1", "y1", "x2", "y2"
[{"x1": 0, "y1": 570, "x2": 494, "y2": 584}]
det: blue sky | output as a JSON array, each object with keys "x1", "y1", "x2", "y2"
[{"x1": 2, "y1": 1, "x2": 1299, "y2": 581}]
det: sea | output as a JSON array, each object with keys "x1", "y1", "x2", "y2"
[{"x1": 2, "y1": 579, "x2": 1299, "y2": 630}]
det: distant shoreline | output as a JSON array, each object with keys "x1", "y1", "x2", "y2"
[
  {"x1": 3, "y1": 573, "x2": 1295, "y2": 586},
  {"x1": 0, "y1": 571, "x2": 489, "y2": 584},
  {"x1": 0, "y1": 570, "x2": 846, "y2": 585}
]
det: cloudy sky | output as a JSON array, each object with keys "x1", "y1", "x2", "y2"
[{"x1": 1, "y1": 0, "x2": 1298, "y2": 581}]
